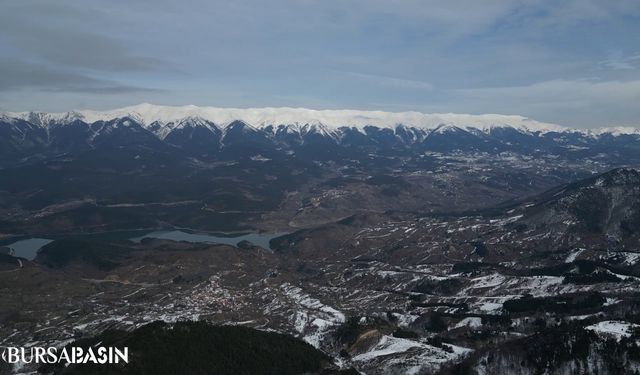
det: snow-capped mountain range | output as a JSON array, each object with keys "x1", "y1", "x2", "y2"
[
  {"x1": 1, "y1": 103, "x2": 639, "y2": 166},
  {"x1": 3, "y1": 103, "x2": 640, "y2": 137},
  {"x1": 0, "y1": 103, "x2": 610, "y2": 134}
]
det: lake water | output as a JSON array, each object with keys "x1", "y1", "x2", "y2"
[
  {"x1": 1, "y1": 230, "x2": 284, "y2": 261},
  {"x1": 5, "y1": 238, "x2": 53, "y2": 260},
  {"x1": 130, "y1": 230, "x2": 285, "y2": 250}
]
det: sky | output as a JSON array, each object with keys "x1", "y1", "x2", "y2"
[{"x1": 1, "y1": 0, "x2": 639, "y2": 128}]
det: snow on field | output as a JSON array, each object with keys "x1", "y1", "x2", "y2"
[
  {"x1": 280, "y1": 283, "x2": 345, "y2": 348},
  {"x1": 352, "y1": 335, "x2": 424, "y2": 362},
  {"x1": 477, "y1": 302, "x2": 504, "y2": 313},
  {"x1": 281, "y1": 283, "x2": 345, "y2": 321},
  {"x1": 391, "y1": 313, "x2": 420, "y2": 327},
  {"x1": 467, "y1": 273, "x2": 506, "y2": 290},
  {"x1": 462, "y1": 296, "x2": 511, "y2": 314},
  {"x1": 565, "y1": 248, "x2": 585, "y2": 263},
  {"x1": 454, "y1": 317, "x2": 482, "y2": 329},
  {"x1": 353, "y1": 335, "x2": 472, "y2": 374},
  {"x1": 464, "y1": 272, "x2": 566, "y2": 298},
  {"x1": 618, "y1": 252, "x2": 640, "y2": 265},
  {"x1": 302, "y1": 318, "x2": 335, "y2": 348},
  {"x1": 585, "y1": 321, "x2": 639, "y2": 341},
  {"x1": 567, "y1": 313, "x2": 604, "y2": 321},
  {"x1": 488, "y1": 215, "x2": 523, "y2": 225},
  {"x1": 504, "y1": 275, "x2": 565, "y2": 297},
  {"x1": 604, "y1": 298, "x2": 621, "y2": 306}
]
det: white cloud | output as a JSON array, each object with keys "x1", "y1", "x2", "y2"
[
  {"x1": 457, "y1": 79, "x2": 640, "y2": 103},
  {"x1": 452, "y1": 79, "x2": 640, "y2": 127},
  {"x1": 346, "y1": 72, "x2": 433, "y2": 90},
  {"x1": 600, "y1": 54, "x2": 640, "y2": 71}
]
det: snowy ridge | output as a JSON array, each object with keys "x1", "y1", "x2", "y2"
[
  {"x1": 5, "y1": 103, "x2": 569, "y2": 134},
  {"x1": 588, "y1": 126, "x2": 640, "y2": 136},
  {"x1": 5, "y1": 103, "x2": 640, "y2": 137},
  {"x1": 154, "y1": 116, "x2": 219, "y2": 140}
]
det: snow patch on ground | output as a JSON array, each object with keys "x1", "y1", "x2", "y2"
[
  {"x1": 280, "y1": 283, "x2": 345, "y2": 348},
  {"x1": 392, "y1": 313, "x2": 420, "y2": 327},
  {"x1": 585, "y1": 320, "x2": 639, "y2": 341},
  {"x1": 468, "y1": 273, "x2": 506, "y2": 289},
  {"x1": 352, "y1": 335, "x2": 424, "y2": 362},
  {"x1": 455, "y1": 317, "x2": 483, "y2": 329},
  {"x1": 353, "y1": 335, "x2": 472, "y2": 374},
  {"x1": 477, "y1": 302, "x2": 504, "y2": 313},
  {"x1": 565, "y1": 248, "x2": 585, "y2": 263},
  {"x1": 617, "y1": 252, "x2": 640, "y2": 265}
]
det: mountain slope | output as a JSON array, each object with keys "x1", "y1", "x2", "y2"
[{"x1": 518, "y1": 168, "x2": 640, "y2": 239}]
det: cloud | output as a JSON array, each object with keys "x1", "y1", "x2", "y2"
[
  {"x1": 42, "y1": 86, "x2": 163, "y2": 95},
  {"x1": 526, "y1": 0, "x2": 640, "y2": 27},
  {"x1": 0, "y1": 2, "x2": 165, "y2": 73},
  {"x1": 346, "y1": 72, "x2": 433, "y2": 90},
  {"x1": 600, "y1": 54, "x2": 640, "y2": 71},
  {"x1": 0, "y1": 59, "x2": 159, "y2": 94},
  {"x1": 0, "y1": 0, "x2": 169, "y2": 96},
  {"x1": 452, "y1": 79, "x2": 640, "y2": 127},
  {"x1": 0, "y1": 0, "x2": 638, "y2": 128},
  {"x1": 456, "y1": 79, "x2": 640, "y2": 105}
]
